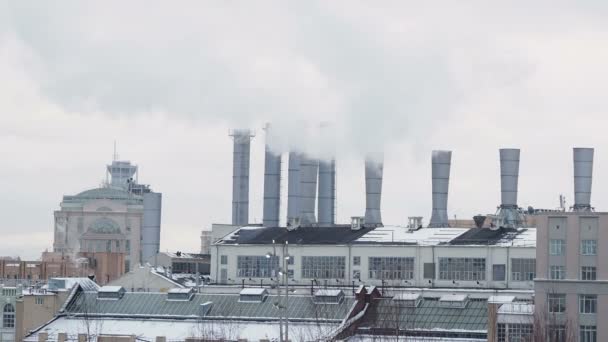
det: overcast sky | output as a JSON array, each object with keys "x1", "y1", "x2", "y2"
[{"x1": 3, "y1": 1, "x2": 608, "y2": 259}]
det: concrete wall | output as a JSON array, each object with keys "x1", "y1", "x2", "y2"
[{"x1": 15, "y1": 292, "x2": 69, "y2": 342}]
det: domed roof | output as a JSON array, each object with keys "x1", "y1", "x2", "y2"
[
  {"x1": 88, "y1": 217, "x2": 121, "y2": 234},
  {"x1": 75, "y1": 187, "x2": 135, "y2": 200}
]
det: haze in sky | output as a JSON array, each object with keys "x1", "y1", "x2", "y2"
[{"x1": 2, "y1": 1, "x2": 608, "y2": 259}]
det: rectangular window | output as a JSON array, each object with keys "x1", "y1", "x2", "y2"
[
  {"x1": 301, "y1": 256, "x2": 345, "y2": 279},
  {"x1": 35, "y1": 297, "x2": 44, "y2": 305},
  {"x1": 581, "y1": 266, "x2": 597, "y2": 280},
  {"x1": 493, "y1": 264, "x2": 505, "y2": 281},
  {"x1": 580, "y1": 325, "x2": 597, "y2": 342},
  {"x1": 581, "y1": 240, "x2": 597, "y2": 255},
  {"x1": 287, "y1": 255, "x2": 294, "y2": 265},
  {"x1": 220, "y1": 255, "x2": 228, "y2": 265},
  {"x1": 548, "y1": 294, "x2": 566, "y2": 313},
  {"x1": 287, "y1": 269, "x2": 294, "y2": 279},
  {"x1": 550, "y1": 265, "x2": 565, "y2": 280},
  {"x1": 423, "y1": 263, "x2": 435, "y2": 279},
  {"x1": 353, "y1": 270, "x2": 361, "y2": 280},
  {"x1": 438, "y1": 258, "x2": 486, "y2": 281},
  {"x1": 507, "y1": 324, "x2": 533, "y2": 342},
  {"x1": 497, "y1": 323, "x2": 506, "y2": 342},
  {"x1": 125, "y1": 240, "x2": 130, "y2": 253},
  {"x1": 579, "y1": 295, "x2": 597, "y2": 314},
  {"x1": 353, "y1": 256, "x2": 361, "y2": 266},
  {"x1": 550, "y1": 239, "x2": 566, "y2": 255},
  {"x1": 368, "y1": 257, "x2": 414, "y2": 280},
  {"x1": 236, "y1": 256, "x2": 279, "y2": 278},
  {"x1": 511, "y1": 258, "x2": 536, "y2": 281},
  {"x1": 549, "y1": 325, "x2": 566, "y2": 342}
]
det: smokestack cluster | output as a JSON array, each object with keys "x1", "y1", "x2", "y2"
[
  {"x1": 364, "y1": 156, "x2": 383, "y2": 227},
  {"x1": 573, "y1": 147, "x2": 594, "y2": 211},
  {"x1": 428, "y1": 150, "x2": 451, "y2": 228},
  {"x1": 230, "y1": 130, "x2": 254, "y2": 226},
  {"x1": 262, "y1": 126, "x2": 281, "y2": 227}
]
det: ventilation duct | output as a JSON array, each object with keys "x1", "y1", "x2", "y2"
[
  {"x1": 262, "y1": 127, "x2": 281, "y2": 227},
  {"x1": 428, "y1": 150, "x2": 451, "y2": 228},
  {"x1": 287, "y1": 152, "x2": 301, "y2": 226},
  {"x1": 230, "y1": 130, "x2": 254, "y2": 226},
  {"x1": 573, "y1": 147, "x2": 594, "y2": 212},
  {"x1": 317, "y1": 159, "x2": 336, "y2": 226},
  {"x1": 364, "y1": 156, "x2": 383, "y2": 227},
  {"x1": 299, "y1": 155, "x2": 319, "y2": 226},
  {"x1": 493, "y1": 148, "x2": 524, "y2": 229}
]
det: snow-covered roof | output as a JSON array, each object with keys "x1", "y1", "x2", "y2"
[
  {"x1": 392, "y1": 293, "x2": 421, "y2": 301},
  {"x1": 98, "y1": 286, "x2": 124, "y2": 293},
  {"x1": 488, "y1": 295, "x2": 515, "y2": 304},
  {"x1": 497, "y1": 303, "x2": 534, "y2": 315},
  {"x1": 239, "y1": 288, "x2": 267, "y2": 296},
  {"x1": 439, "y1": 294, "x2": 468, "y2": 302},
  {"x1": 314, "y1": 289, "x2": 343, "y2": 297},
  {"x1": 355, "y1": 227, "x2": 469, "y2": 245}
]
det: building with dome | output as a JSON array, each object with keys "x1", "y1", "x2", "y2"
[{"x1": 53, "y1": 158, "x2": 162, "y2": 277}]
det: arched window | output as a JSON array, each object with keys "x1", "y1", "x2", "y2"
[{"x1": 3, "y1": 304, "x2": 15, "y2": 328}]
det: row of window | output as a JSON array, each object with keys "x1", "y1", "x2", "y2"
[
  {"x1": 227, "y1": 255, "x2": 536, "y2": 281},
  {"x1": 497, "y1": 324, "x2": 596, "y2": 342},
  {"x1": 548, "y1": 294, "x2": 597, "y2": 314},
  {"x1": 549, "y1": 239, "x2": 597, "y2": 256},
  {"x1": 549, "y1": 265, "x2": 597, "y2": 280}
]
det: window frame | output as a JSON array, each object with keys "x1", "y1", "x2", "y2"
[
  {"x1": 581, "y1": 240, "x2": 597, "y2": 256},
  {"x1": 548, "y1": 294, "x2": 566, "y2": 313},
  {"x1": 549, "y1": 239, "x2": 566, "y2": 256}
]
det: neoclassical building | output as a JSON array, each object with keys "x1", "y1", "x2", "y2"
[{"x1": 53, "y1": 159, "x2": 162, "y2": 273}]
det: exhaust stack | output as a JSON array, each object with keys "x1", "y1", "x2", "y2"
[
  {"x1": 262, "y1": 127, "x2": 281, "y2": 227},
  {"x1": 573, "y1": 147, "x2": 594, "y2": 212},
  {"x1": 428, "y1": 150, "x2": 451, "y2": 228},
  {"x1": 493, "y1": 148, "x2": 523, "y2": 229},
  {"x1": 318, "y1": 159, "x2": 336, "y2": 226},
  {"x1": 299, "y1": 155, "x2": 319, "y2": 226},
  {"x1": 230, "y1": 129, "x2": 254, "y2": 226},
  {"x1": 364, "y1": 156, "x2": 383, "y2": 227},
  {"x1": 287, "y1": 152, "x2": 301, "y2": 226}
]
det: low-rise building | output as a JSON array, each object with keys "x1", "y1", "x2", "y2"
[
  {"x1": 147, "y1": 251, "x2": 210, "y2": 275},
  {"x1": 0, "y1": 285, "x2": 21, "y2": 342}
]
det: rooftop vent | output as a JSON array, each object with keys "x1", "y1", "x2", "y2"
[
  {"x1": 97, "y1": 286, "x2": 126, "y2": 300},
  {"x1": 439, "y1": 294, "x2": 468, "y2": 308},
  {"x1": 199, "y1": 301, "x2": 213, "y2": 316},
  {"x1": 239, "y1": 288, "x2": 269, "y2": 303},
  {"x1": 351, "y1": 216, "x2": 365, "y2": 231},
  {"x1": 392, "y1": 293, "x2": 421, "y2": 307},
  {"x1": 313, "y1": 289, "x2": 345, "y2": 304},
  {"x1": 167, "y1": 288, "x2": 195, "y2": 301},
  {"x1": 493, "y1": 148, "x2": 524, "y2": 229}
]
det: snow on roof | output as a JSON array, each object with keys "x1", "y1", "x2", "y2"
[
  {"x1": 98, "y1": 286, "x2": 124, "y2": 293},
  {"x1": 239, "y1": 288, "x2": 267, "y2": 296},
  {"x1": 315, "y1": 289, "x2": 343, "y2": 297},
  {"x1": 168, "y1": 288, "x2": 193, "y2": 294},
  {"x1": 488, "y1": 295, "x2": 515, "y2": 304},
  {"x1": 355, "y1": 226, "x2": 469, "y2": 245},
  {"x1": 439, "y1": 294, "x2": 468, "y2": 302},
  {"x1": 393, "y1": 293, "x2": 421, "y2": 301}
]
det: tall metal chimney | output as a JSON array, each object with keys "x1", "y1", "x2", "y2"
[
  {"x1": 142, "y1": 192, "x2": 162, "y2": 262},
  {"x1": 573, "y1": 147, "x2": 594, "y2": 211},
  {"x1": 262, "y1": 126, "x2": 281, "y2": 227},
  {"x1": 230, "y1": 129, "x2": 254, "y2": 226},
  {"x1": 364, "y1": 156, "x2": 383, "y2": 227},
  {"x1": 428, "y1": 150, "x2": 451, "y2": 228},
  {"x1": 494, "y1": 148, "x2": 523, "y2": 229},
  {"x1": 299, "y1": 155, "x2": 319, "y2": 226},
  {"x1": 318, "y1": 159, "x2": 336, "y2": 226},
  {"x1": 287, "y1": 151, "x2": 301, "y2": 225}
]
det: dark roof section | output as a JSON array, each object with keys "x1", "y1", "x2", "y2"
[
  {"x1": 222, "y1": 225, "x2": 376, "y2": 245},
  {"x1": 357, "y1": 297, "x2": 488, "y2": 338},
  {"x1": 448, "y1": 227, "x2": 524, "y2": 245}
]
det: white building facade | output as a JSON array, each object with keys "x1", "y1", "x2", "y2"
[{"x1": 211, "y1": 225, "x2": 536, "y2": 290}]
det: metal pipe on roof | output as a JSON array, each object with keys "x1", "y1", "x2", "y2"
[
  {"x1": 364, "y1": 155, "x2": 383, "y2": 227},
  {"x1": 299, "y1": 155, "x2": 319, "y2": 226},
  {"x1": 230, "y1": 129, "x2": 254, "y2": 226},
  {"x1": 262, "y1": 126, "x2": 281, "y2": 227},
  {"x1": 573, "y1": 147, "x2": 594, "y2": 211},
  {"x1": 142, "y1": 192, "x2": 162, "y2": 262},
  {"x1": 317, "y1": 159, "x2": 336, "y2": 227},
  {"x1": 428, "y1": 150, "x2": 451, "y2": 228}
]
